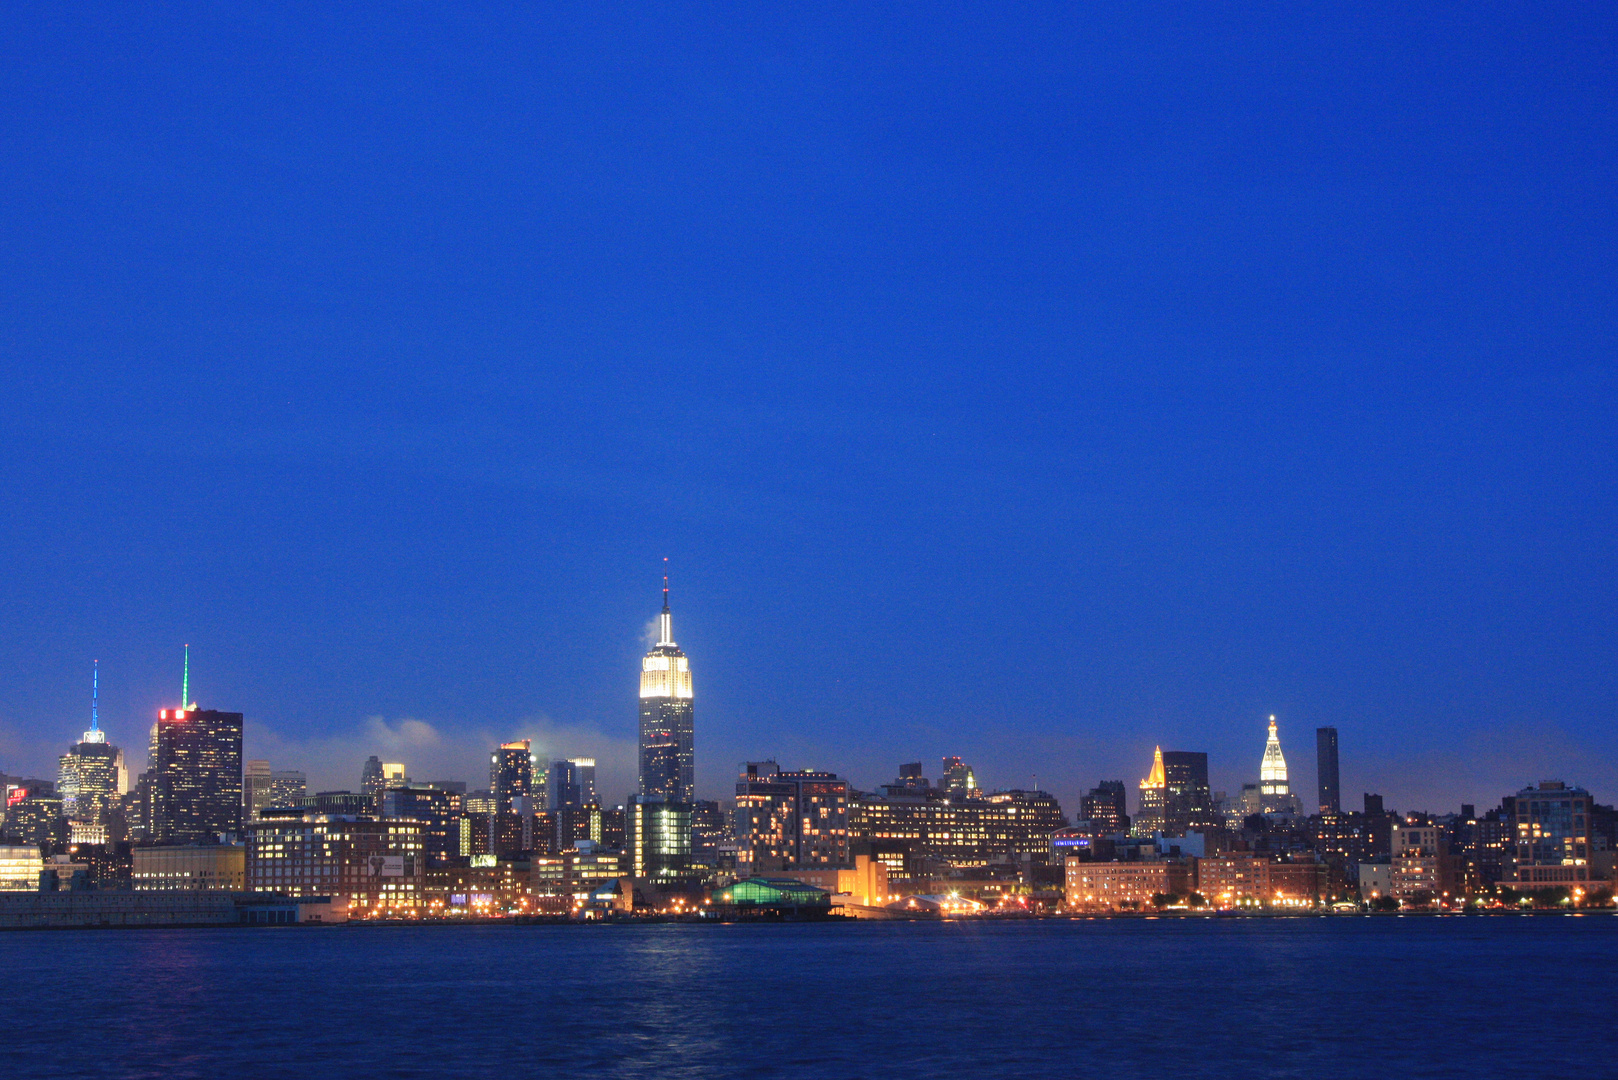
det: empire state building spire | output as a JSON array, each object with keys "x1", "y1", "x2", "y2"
[
  {"x1": 658, "y1": 574, "x2": 674, "y2": 646},
  {"x1": 639, "y1": 567, "x2": 693, "y2": 803}
]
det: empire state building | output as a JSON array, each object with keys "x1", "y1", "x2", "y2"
[{"x1": 639, "y1": 578, "x2": 694, "y2": 803}]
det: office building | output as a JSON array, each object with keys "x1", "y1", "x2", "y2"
[
  {"x1": 381, "y1": 785, "x2": 463, "y2": 863},
  {"x1": 1512, "y1": 781, "x2": 1595, "y2": 889},
  {"x1": 148, "y1": 706, "x2": 244, "y2": 844},
  {"x1": 1390, "y1": 820, "x2": 1456, "y2": 902},
  {"x1": 849, "y1": 770, "x2": 1069, "y2": 877},
  {"x1": 942, "y1": 757, "x2": 979, "y2": 799},
  {"x1": 626, "y1": 796, "x2": 691, "y2": 881},
  {"x1": 132, "y1": 845, "x2": 246, "y2": 891},
  {"x1": 1136, "y1": 747, "x2": 1167, "y2": 835},
  {"x1": 58, "y1": 674, "x2": 126, "y2": 828},
  {"x1": 1161, "y1": 751, "x2": 1213, "y2": 836},
  {"x1": 1080, "y1": 782, "x2": 1129, "y2": 833},
  {"x1": 491, "y1": 740, "x2": 538, "y2": 813},
  {"x1": 1255, "y1": 716, "x2": 1304, "y2": 817},
  {"x1": 269, "y1": 770, "x2": 307, "y2": 809},
  {"x1": 246, "y1": 808, "x2": 424, "y2": 913},
  {"x1": 3, "y1": 795, "x2": 66, "y2": 850},
  {"x1": 550, "y1": 758, "x2": 598, "y2": 809},
  {"x1": 639, "y1": 578, "x2": 694, "y2": 803},
  {"x1": 1316, "y1": 727, "x2": 1341, "y2": 814},
  {"x1": 735, "y1": 762, "x2": 851, "y2": 875},
  {"x1": 1197, "y1": 856, "x2": 1325, "y2": 908},
  {"x1": 530, "y1": 847, "x2": 626, "y2": 900},
  {"x1": 1065, "y1": 860, "x2": 1194, "y2": 910},
  {"x1": 983, "y1": 789, "x2": 1069, "y2": 862},
  {"x1": 243, "y1": 760, "x2": 273, "y2": 821},
  {"x1": 691, "y1": 799, "x2": 728, "y2": 858},
  {"x1": 0, "y1": 845, "x2": 44, "y2": 891}
]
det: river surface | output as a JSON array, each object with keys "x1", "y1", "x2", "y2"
[{"x1": 2, "y1": 914, "x2": 1611, "y2": 1077}]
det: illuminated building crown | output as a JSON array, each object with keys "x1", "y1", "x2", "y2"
[
  {"x1": 1260, "y1": 716, "x2": 1288, "y2": 784},
  {"x1": 1140, "y1": 746, "x2": 1165, "y2": 791},
  {"x1": 640, "y1": 577, "x2": 692, "y2": 701}
]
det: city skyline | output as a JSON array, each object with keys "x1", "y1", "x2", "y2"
[
  {"x1": 1, "y1": 632, "x2": 1601, "y2": 822},
  {"x1": 2, "y1": 5, "x2": 1614, "y2": 825}
]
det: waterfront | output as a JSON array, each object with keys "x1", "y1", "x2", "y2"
[{"x1": 2, "y1": 914, "x2": 1612, "y2": 1078}]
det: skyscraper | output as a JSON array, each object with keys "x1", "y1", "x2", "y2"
[
  {"x1": 1160, "y1": 751, "x2": 1213, "y2": 836},
  {"x1": 1316, "y1": 727, "x2": 1341, "y2": 814},
  {"x1": 734, "y1": 761, "x2": 851, "y2": 874},
  {"x1": 361, "y1": 756, "x2": 384, "y2": 799},
  {"x1": 243, "y1": 760, "x2": 273, "y2": 821},
  {"x1": 148, "y1": 707, "x2": 243, "y2": 843},
  {"x1": 1081, "y1": 781, "x2": 1129, "y2": 833},
  {"x1": 1136, "y1": 747, "x2": 1166, "y2": 835},
  {"x1": 639, "y1": 577, "x2": 694, "y2": 803},
  {"x1": 941, "y1": 756, "x2": 978, "y2": 799},
  {"x1": 1256, "y1": 716, "x2": 1303, "y2": 817},
  {"x1": 490, "y1": 740, "x2": 537, "y2": 813},
  {"x1": 58, "y1": 663, "x2": 125, "y2": 828},
  {"x1": 550, "y1": 757, "x2": 598, "y2": 809},
  {"x1": 268, "y1": 770, "x2": 307, "y2": 809}
]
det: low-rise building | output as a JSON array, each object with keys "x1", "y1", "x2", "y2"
[
  {"x1": 133, "y1": 845, "x2": 246, "y2": 891},
  {"x1": 1065, "y1": 860, "x2": 1194, "y2": 910},
  {"x1": 530, "y1": 847, "x2": 625, "y2": 903},
  {"x1": 1513, "y1": 781, "x2": 1596, "y2": 891},
  {"x1": 1196, "y1": 856, "x2": 1324, "y2": 908},
  {"x1": 0, "y1": 844, "x2": 43, "y2": 891},
  {"x1": 246, "y1": 810, "x2": 424, "y2": 915}
]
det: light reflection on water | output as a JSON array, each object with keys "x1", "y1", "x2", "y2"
[{"x1": 1, "y1": 916, "x2": 1613, "y2": 1078}]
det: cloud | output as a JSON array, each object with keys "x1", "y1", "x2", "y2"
[{"x1": 244, "y1": 712, "x2": 640, "y2": 803}]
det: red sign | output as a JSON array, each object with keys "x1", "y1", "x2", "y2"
[{"x1": 6, "y1": 787, "x2": 27, "y2": 806}]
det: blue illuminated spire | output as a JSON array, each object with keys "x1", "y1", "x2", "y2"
[{"x1": 82, "y1": 660, "x2": 106, "y2": 744}]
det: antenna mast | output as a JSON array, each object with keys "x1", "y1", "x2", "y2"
[{"x1": 182, "y1": 644, "x2": 190, "y2": 710}]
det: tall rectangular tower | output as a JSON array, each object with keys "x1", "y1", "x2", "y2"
[
  {"x1": 1316, "y1": 727, "x2": 1341, "y2": 815},
  {"x1": 490, "y1": 740, "x2": 536, "y2": 813},
  {"x1": 149, "y1": 707, "x2": 244, "y2": 843},
  {"x1": 639, "y1": 580, "x2": 694, "y2": 803}
]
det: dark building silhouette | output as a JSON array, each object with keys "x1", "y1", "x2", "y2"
[
  {"x1": 639, "y1": 580, "x2": 694, "y2": 803},
  {"x1": 550, "y1": 758, "x2": 597, "y2": 809},
  {"x1": 1316, "y1": 727, "x2": 1341, "y2": 814},
  {"x1": 148, "y1": 707, "x2": 243, "y2": 844},
  {"x1": 1081, "y1": 781, "x2": 1129, "y2": 833},
  {"x1": 1161, "y1": 751, "x2": 1213, "y2": 836},
  {"x1": 941, "y1": 756, "x2": 978, "y2": 798}
]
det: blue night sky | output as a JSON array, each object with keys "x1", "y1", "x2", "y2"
[{"x1": 1, "y1": 4, "x2": 1614, "y2": 814}]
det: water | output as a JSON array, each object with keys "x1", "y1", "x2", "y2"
[{"x1": 3, "y1": 915, "x2": 1612, "y2": 1077}]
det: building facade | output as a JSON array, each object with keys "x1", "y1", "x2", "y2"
[
  {"x1": 1512, "y1": 781, "x2": 1595, "y2": 889},
  {"x1": 626, "y1": 797, "x2": 691, "y2": 880},
  {"x1": 549, "y1": 758, "x2": 597, "y2": 808},
  {"x1": 132, "y1": 844, "x2": 246, "y2": 890},
  {"x1": 1197, "y1": 856, "x2": 1325, "y2": 908},
  {"x1": 639, "y1": 581, "x2": 694, "y2": 804},
  {"x1": 735, "y1": 762, "x2": 851, "y2": 875},
  {"x1": 1136, "y1": 747, "x2": 1167, "y2": 835},
  {"x1": 1161, "y1": 751, "x2": 1214, "y2": 836},
  {"x1": 1065, "y1": 860, "x2": 1194, "y2": 910},
  {"x1": 1316, "y1": 727, "x2": 1341, "y2": 814},
  {"x1": 148, "y1": 707, "x2": 244, "y2": 844},
  {"x1": 246, "y1": 810, "x2": 424, "y2": 914},
  {"x1": 491, "y1": 741, "x2": 539, "y2": 813}
]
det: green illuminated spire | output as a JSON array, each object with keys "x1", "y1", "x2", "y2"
[{"x1": 182, "y1": 644, "x2": 190, "y2": 711}]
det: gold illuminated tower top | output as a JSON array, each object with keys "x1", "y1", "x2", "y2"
[
  {"x1": 1140, "y1": 746, "x2": 1165, "y2": 792},
  {"x1": 640, "y1": 575, "x2": 693, "y2": 700},
  {"x1": 1260, "y1": 715, "x2": 1289, "y2": 794}
]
